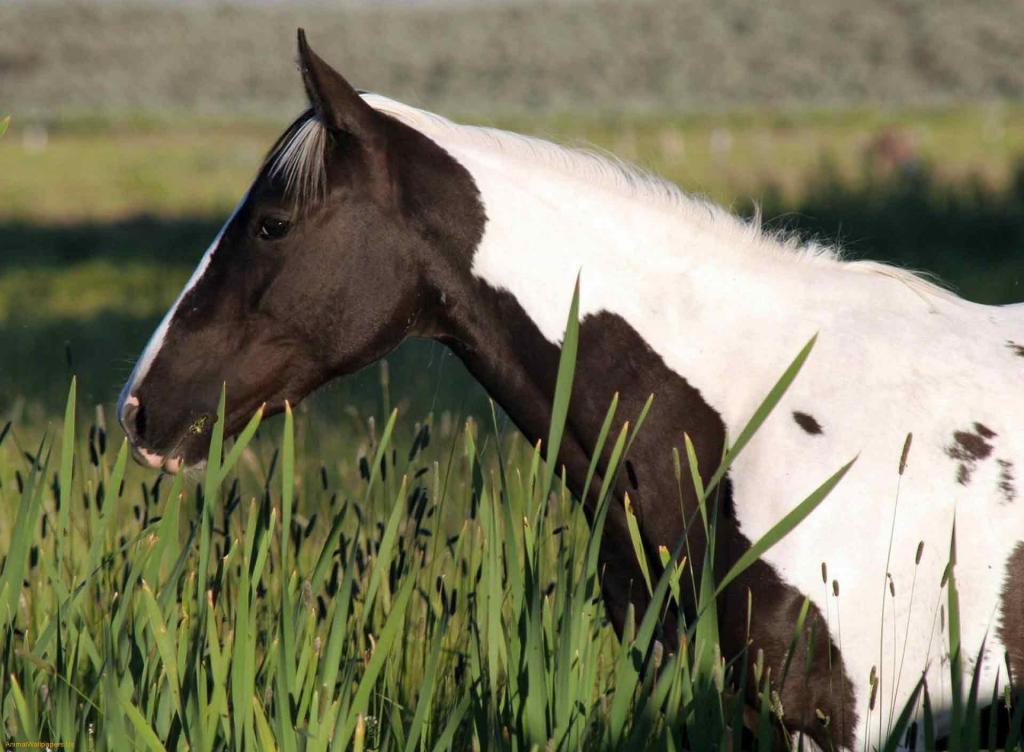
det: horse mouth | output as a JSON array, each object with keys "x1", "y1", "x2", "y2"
[
  {"x1": 130, "y1": 443, "x2": 186, "y2": 474},
  {"x1": 137, "y1": 409, "x2": 267, "y2": 475},
  {"x1": 125, "y1": 396, "x2": 280, "y2": 475},
  {"x1": 127, "y1": 415, "x2": 212, "y2": 474}
]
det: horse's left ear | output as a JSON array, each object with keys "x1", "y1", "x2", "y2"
[{"x1": 296, "y1": 29, "x2": 381, "y2": 142}]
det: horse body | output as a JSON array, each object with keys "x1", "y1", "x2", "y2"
[{"x1": 117, "y1": 33, "x2": 1023, "y2": 749}]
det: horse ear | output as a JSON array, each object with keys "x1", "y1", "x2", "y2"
[{"x1": 296, "y1": 29, "x2": 380, "y2": 140}]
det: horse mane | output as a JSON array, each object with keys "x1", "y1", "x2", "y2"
[
  {"x1": 263, "y1": 96, "x2": 958, "y2": 304},
  {"x1": 363, "y1": 95, "x2": 960, "y2": 303}
]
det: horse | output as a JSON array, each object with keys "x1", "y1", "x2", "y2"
[{"x1": 117, "y1": 30, "x2": 1024, "y2": 750}]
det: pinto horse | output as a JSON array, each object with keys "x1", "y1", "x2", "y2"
[{"x1": 117, "y1": 31, "x2": 1023, "y2": 749}]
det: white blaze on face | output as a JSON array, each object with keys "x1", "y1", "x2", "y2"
[{"x1": 117, "y1": 194, "x2": 248, "y2": 425}]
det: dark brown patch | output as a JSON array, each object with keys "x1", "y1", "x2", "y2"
[
  {"x1": 997, "y1": 459, "x2": 1017, "y2": 503},
  {"x1": 974, "y1": 422, "x2": 997, "y2": 440},
  {"x1": 1007, "y1": 340, "x2": 1024, "y2": 358},
  {"x1": 792, "y1": 411, "x2": 823, "y2": 435},
  {"x1": 997, "y1": 542, "x2": 1024, "y2": 681},
  {"x1": 946, "y1": 426, "x2": 996, "y2": 485}
]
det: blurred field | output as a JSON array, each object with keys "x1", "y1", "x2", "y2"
[
  {"x1": 4, "y1": 106, "x2": 1024, "y2": 221},
  {"x1": 3, "y1": 0, "x2": 1024, "y2": 117}
]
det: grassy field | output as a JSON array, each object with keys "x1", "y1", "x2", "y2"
[{"x1": 1, "y1": 106, "x2": 1024, "y2": 748}]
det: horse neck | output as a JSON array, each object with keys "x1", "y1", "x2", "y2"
[{"x1": 432, "y1": 141, "x2": 833, "y2": 437}]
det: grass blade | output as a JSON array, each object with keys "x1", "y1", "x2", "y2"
[{"x1": 541, "y1": 273, "x2": 580, "y2": 505}]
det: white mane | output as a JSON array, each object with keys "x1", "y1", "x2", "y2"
[
  {"x1": 268, "y1": 94, "x2": 958, "y2": 303},
  {"x1": 365, "y1": 94, "x2": 959, "y2": 303}
]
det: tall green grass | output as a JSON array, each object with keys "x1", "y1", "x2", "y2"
[{"x1": 0, "y1": 284, "x2": 1020, "y2": 750}]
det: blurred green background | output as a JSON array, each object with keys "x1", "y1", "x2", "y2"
[{"x1": 1, "y1": 0, "x2": 1023, "y2": 425}]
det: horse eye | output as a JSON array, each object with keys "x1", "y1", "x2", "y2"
[{"x1": 257, "y1": 217, "x2": 290, "y2": 241}]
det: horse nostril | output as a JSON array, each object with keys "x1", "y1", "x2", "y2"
[{"x1": 121, "y1": 400, "x2": 147, "y2": 443}]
